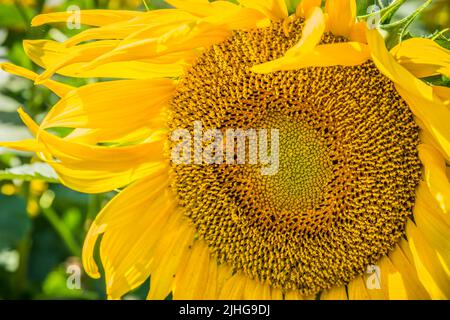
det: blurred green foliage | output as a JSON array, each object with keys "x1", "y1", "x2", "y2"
[{"x1": 0, "y1": 0, "x2": 448, "y2": 300}]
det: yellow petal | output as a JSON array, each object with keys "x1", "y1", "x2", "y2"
[
  {"x1": 102, "y1": 197, "x2": 175, "y2": 299},
  {"x1": 218, "y1": 273, "x2": 247, "y2": 300},
  {"x1": 388, "y1": 244, "x2": 430, "y2": 299},
  {"x1": 0, "y1": 139, "x2": 44, "y2": 153},
  {"x1": 0, "y1": 63, "x2": 74, "y2": 97},
  {"x1": 418, "y1": 144, "x2": 450, "y2": 215},
  {"x1": 51, "y1": 162, "x2": 164, "y2": 194},
  {"x1": 396, "y1": 85, "x2": 450, "y2": 161},
  {"x1": 412, "y1": 183, "x2": 450, "y2": 275},
  {"x1": 420, "y1": 129, "x2": 450, "y2": 169},
  {"x1": 40, "y1": 79, "x2": 175, "y2": 130},
  {"x1": 63, "y1": 9, "x2": 197, "y2": 47},
  {"x1": 17, "y1": 108, "x2": 166, "y2": 193},
  {"x1": 24, "y1": 39, "x2": 190, "y2": 80},
  {"x1": 24, "y1": 39, "x2": 117, "y2": 83},
  {"x1": 325, "y1": 0, "x2": 356, "y2": 37},
  {"x1": 299, "y1": 41, "x2": 369, "y2": 65},
  {"x1": 86, "y1": 176, "x2": 175, "y2": 299},
  {"x1": 173, "y1": 240, "x2": 211, "y2": 299},
  {"x1": 416, "y1": 179, "x2": 450, "y2": 227},
  {"x1": 349, "y1": 21, "x2": 367, "y2": 43},
  {"x1": 347, "y1": 276, "x2": 370, "y2": 300},
  {"x1": 320, "y1": 285, "x2": 348, "y2": 300},
  {"x1": 372, "y1": 253, "x2": 430, "y2": 300},
  {"x1": 243, "y1": 279, "x2": 271, "y2": 300},
  {"x1": 239, "y1": 0, "x2": 288, "y2": 21},
  {"x1": 202, "y1": 256, "x2": 220, "y2": 299},
  {"x1": 285, "y1": 7, "x2": 325, "y2": 57},
  {"x1": 33, "y1": 39, "x2": 195, "y2": 82},
  {"x1": 362, "y1": 256, "x2": 425, "y2": 300},
  {"x1": 82, "y1": 168, "x2": 169, "y2": 279},
  {"x1": 32, "y1": 10, "x2": 142, "y2": 27},
  {"x1": 433, "y1": 85, "x2": 450, "y2": 105},
  {"x1": 202, "y1": 7, "x2": 269, "y2": 30},
  {"x1": 79, "y1": 23, "x2": 230, "y2": 75},
  {"x1": 284, "y1": 290, "x2": 305, "y2": 300},
  {"x1": 260, "y1": 283, "x2": 272, "y2": 300},
  {"x1": 65, "y1": 125, "x2": 162, "y2": 146},
  {"x1": 296, "y1": 0, "x2": 321, "y2": 18},
  {"x1": 366, "y1": 29, "x2": 435, "y2": 101},
  {"x1": 271, "y1": 287, "x2": 283, "y2": 300},
  {"x1": 205, "y1": 263, "x2": 234, "y2": 299},
  {"x1": 146, "y1": 217, "x2": 195, "y2": 300},
  {"x1": 165, "y1": 0, "x2": 236, "y2": 17},
  {"x1": 391, "y1": 37, "x2": 450, "y2": 78},
  {"x1": 251, "y1": 7, "x2": 327, "y2": 73},
  {"x1": 75, "y1": 59, "x2": 190, "y2": 80},
  {"x1": 398, "y1": 238, "x2": 415, "y2": 267},
  {"x1": 406, "y1": 220, "x2": 450, "y2": 299},
  {"x1": 378, "y1": 259, "x2": 404, "y2": 300},
  {"x1": 252, "y1": 41, "x2": 370, "y2": 73},
  {"x1": 164, "y1": 1, "x2": 269, "y2": 29}
]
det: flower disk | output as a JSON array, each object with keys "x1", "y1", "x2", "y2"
[{"x1": 169, "y1": 18, "x2": 422, "y2": 295}]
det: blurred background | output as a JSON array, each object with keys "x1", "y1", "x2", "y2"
[{"x1": 0, "y1": 0, "x2": 448, "y2": 300}]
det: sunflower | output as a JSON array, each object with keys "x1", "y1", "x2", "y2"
[{"x1": 1, "y1": 0, "x2": 449, "y2": 300}]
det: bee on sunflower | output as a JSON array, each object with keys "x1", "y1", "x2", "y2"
[{"x1": 1, "y1": 0, "x2": 449, "y2": 300}]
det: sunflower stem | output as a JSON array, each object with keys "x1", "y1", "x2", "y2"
[
  {"x1": 358, "y1": 0, "x2": 407, "y2": 23},
  {"x1": 40, "y1": 191, "x2": 81, "y2": 257},
  {"x1": 42, "y1": 206, "x2": 81, "y2": 257},
  {"x1": 431, "y1": 28, "x2": 449, "y2": 41}
]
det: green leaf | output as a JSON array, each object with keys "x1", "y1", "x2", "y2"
[
  {"x1": 0, "y1": 4, "x2": 32, "y2": 30},
  {"x1": 0, "y1": 162, "x2": 59, "y2": 183},
  {"x1": 285, "y1": 0, "x2": 301, "y2": 14},
  {"x1": 0, "y1": 194, "x2": 30, "y2": 251},
  {"x1": 380, "y1": 0, "x2": 433, "y2": 49},
  {"x1": 423, "y1": 75, "x2": 450, "y2": 88},
  {"x1": 357, "y1": 0, "x2": 375, "y2": 17},
  {"x1": 141, "y1": 0, "x2": 171, "y2": 10},
  {"x1": 123, "y1": 278, "x2": 150, "y2": 300},
  {"x1": 7, "y1": 42, "x2": 33, "y2": 71},
  {"x1": 430, "y1": 29, "x2": 450, "y2": 49},
  {"x1": 27, "y1": 225, "x2": 69, "y2": 284},
  {"x1": 358, "y1": 0, "x2": 407, "y2": 21},
  {"x1": 435, "y1": 38, "x2": 450, "y2": 50},
  {"x1": 62, "y1": 207, "x2": 83, "y2": 235}
]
